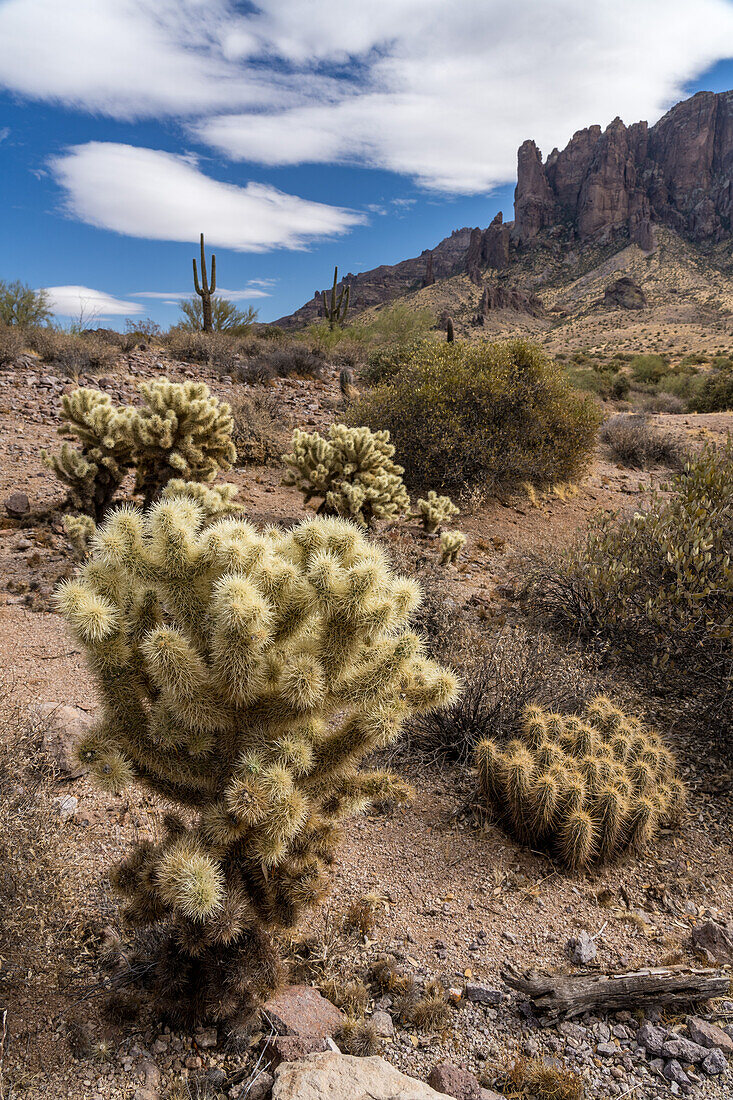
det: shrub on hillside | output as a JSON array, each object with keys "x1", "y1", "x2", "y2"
[
  {"x1": 630, "y1": 354, "x2": 669, "y2": 385},
  {"x1": 476, "y1": 697, "x2": 686, "y2": 868},
  {"x1": 350, "y1": 340, "x2": 600, "y2": 495},
  {"x1": 525, "y1": 443, "x2": 733, "y2": 720},
  {"x1": 0, "y1": 324, "x2": 23, "y2": 365},
  {"x1": 600, "y1": 414, "x2": 684, "y2": 468},
  {"x1": 230, "y1": 387, "x2": 289, "y2": 466},
  {"x1": 257, "y1": 343, "x2": 325, "y2": 380},
  {"x1": 689, "y1": 364, "x2": 733, "y2": 412},
  {"x1": 27, "y1": 328, "x2": 118, "y2": 376},
  {"x1": 57, "y1": 506, "x2": 458, "y2": 1023},
  {"x1": 0, "y1": 280, "x2": 51, "y2": 327}
]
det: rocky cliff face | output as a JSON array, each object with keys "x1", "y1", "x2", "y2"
[{"x1": 514, "y1": 90, "x2": 733, "y2": 246}]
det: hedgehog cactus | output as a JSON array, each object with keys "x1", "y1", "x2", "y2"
[
  {"x1": 130, "y1": 379, "x2": 236, "y2": 505},
  {"x1": 439, "y1": 529, "x2": 466, "y2": 565},
  {"x1": 416, "y1": 491, "x2": 459, "y2": 534},
  {"x1": 282, "y1": 424, "x2": 411, "y2": 527},
  {"x1": 42, "y1": 389, "x2": 136, "y2": 520},
  {"x1": 476, "y1": 697, "x2": 685, "y2": 869},
  {"x1": 57, "y1": 502, "x2": 458, "y2": 1023}
]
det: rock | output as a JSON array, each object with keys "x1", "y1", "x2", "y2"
[
  {"x1": 465, "y1": 214, "x2": 510, "y2": 283},
  {"x1": 604, "y1": 276, "x2": 646, "y2": 310},
  {"x1": 272, "y1": 1052, "x2": 454, "y2": 1099},
  {"x1": 701, "y1": 1048, "x2": 727, "y2": 1075},
  {"x1": 261, "y1": 984, "x2": 345, "y2": 1041},
  {"x1": 663, "y1": 1060, "x2": 691, "y2": 1087},
  {"x1": 371, "y1": 1010, "x2": 395, "y2": 1038},
  {"x1": 513, "y1": 139, "x2": 558, "y2": 241},
  {"x1": 464, "y1": 984, "x2": 504, "y2": 1006},
  {"x1": 691, "y1": 920, "x2": 733, "y2": 964},
  {"x1": 193, "y1": 1027, "x2": 218, "y2": 1049},
  {"x1": 597, "y1": 1042, "x2": 618, "y2": 1057},
  {"x1": 636, "y1": 1022, "x2": 668, "y2": 1055},
  {"x1": 36, "y1": 702, "x2": 93, "y2": 775},
  {"x1": 269, "y1": 1034, "x2": 329, "y2": 1067},
  {"x1": 54, "y1": 794, "x2": 78, "y2": 821},
  {"x1": 686, "y1": 1016, "x2": 733, "y2": 1055},
  {"x1": 4, "y1": 491, "x2": 29, "y2": 517},
  {"x1": 427, "y1": 1062, "x2": 482, "y2": 1099},
  {"x1": 566, "y1": 931, "x2": 597, "y2": 965},
  {"x1": 247, "y1": 1070, "x2": 275, "y2": 1099},
  {"x1": 661, "y1": 1036, "x2": 709, "y2": 1064},
  {"x1": 474, "y1": 283, "x2": 544, "y2": 322}
]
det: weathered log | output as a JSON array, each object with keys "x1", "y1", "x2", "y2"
[{"x1": 502, "y1": 963, "x2": 731, "y2": 1021}]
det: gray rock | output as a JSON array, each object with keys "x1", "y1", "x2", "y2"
[
  {"x1": 5, "y1": 491, "x2": 30, "y2": 517},
  {"x1": 464, "y1": 984, "x2": 504, "y2": 1006},
  {"x1": 36, "y1": 702, "x2": 93, "y2": 775},
  {"x1": 702, "y1": 1048, "x2": 727, "y2": 1075},
  {"x1": 566, "y1": 930, "x2": 597, "y2": 966},
  {"x1": 261, "y1": 984, "x2": 345, "y2": 1040},
  {"x1": 691, "y1": 920, "x2": 733, "y2": 964},
  {"x1": 272, "y1": 1052, "x2": 455, "y2": 1099},
  {"x1": 247, "y1": 1071, "x2": 275, "y2": 1100},
  {"x1": 597, "y1": 1042, "x2": 618, "y2": 1057},
  {"x1": 661, "y1": 1036, "x2": 709, "y2": 1064},
  {"x1": 637, "y1": 1022, "x2": 668, "y2": 1055},
  {"x1": 663, "y1": 1060, "x2": 691, "y2": 1086},
  {"x1": 193, "y1": 1027, "x2": 217, "y2": 1049},
  {"x1": 686, "y1": 1016, "x2": 733, "y2": 1055},
  {"x1": 54, "y1": 794, "x2": 78, "y2": 821},
  {"x1": 370, "y1": 1010, "x2": 394, "y2": 1038}
]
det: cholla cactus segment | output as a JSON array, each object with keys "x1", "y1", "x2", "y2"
[
  {"x1": 42, "y1": 388, "x2": 136, "y2": 519},
  {"x1": 162, "y1": 478, "x2": 241, "y2": 517},
  {"x1": 475, "y1": 697, "x2": 685, "y2": 869},
  {"x1": 439, "y1": 529, "x2": 466, "y2": 565},
  {"x1": 57, "y1": 506, "x2": 458, "y2": 1022},
  {"x1": 131, "y1": 379, "x2": 236, "y2": 505},
  {"x1": 63, "y1": 513, "x2": 97, "y2": 558},
  {"x1": 282, "y1": 424, "x2": 411, "y2": 527},
  {"x1": 416, "y1": 491, "x2": 459, "y2": 534}
]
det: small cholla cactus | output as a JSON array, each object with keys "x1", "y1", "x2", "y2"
[
  {"x1": 161, "y1": 478, "x2": 240, "y2": 517},
  {"x1": 476, "y1": 697, "x2": 686, "y2": 869},
  {"x1": 130, "y1": 379, "x2": 236, "y2": 505},
  {"x1": 282, "y1": 424, "x2": 411, "y2": 527},
  {"x1": 42, "y1": 389, "x2": 136, "y2": 520},
  {"x1": 439, "y1": 529, "x2": 466, "y2": 565},
  {"x1": 416, "y1": 491, "x2": 459, "y2": 534},
  {"x1": 57, "y1": 504, "x2": 458, "y2": 1024}
]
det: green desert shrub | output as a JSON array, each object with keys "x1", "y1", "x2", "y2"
[
  {"x1": 599, "y1": 414, "x2": 684, "y2": 468},
  {"x1": 283, "y1": 424, "x2": 411, "y2": 527},
  {"x1": 0, "y1": 280, "x2": 51, "y2": 327},
  {"x1": 350, "y1": 340, "x2": 600, "y2": 495},
  {"x1": 360, "y1": 343, "x2": 418, "y2": 386},
  {"x1": 43, "y1": 378, "x2": 236, "y2": 518},
  {"x1": 476, "y1": 697, "x2": 685, "y2": 869},
  {"x1": 525, "y1": 443, "x2": 733, "y2": 714},
  {"x1": 689, "y1": 364, "x2": 733, "y2": 412},
  {"x1": 176, "y1": 296, "x2": 258, "y2": 335},
  {"x1": 629, "y1": 354, "x2": 669, "y2": 385},
  {"x1": 56, "y1": 506, "x2": 458, "y2": 1023}
]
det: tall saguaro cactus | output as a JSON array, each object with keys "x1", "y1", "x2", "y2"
[
  {"x1": 322, "y1": 266, "x2": 350, "y2": 330},
  {"x1": 193, "y1": 233, "x2": 216, "y2": 333}
]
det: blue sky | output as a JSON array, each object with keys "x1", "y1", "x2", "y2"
[{"x1": 1, "y1": 1, "x2": 733, "y2": 328}]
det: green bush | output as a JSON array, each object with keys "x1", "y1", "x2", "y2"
[
  {"x1": 361, "y1": 343, "x2": 419, "y2": 386},
  {"x1": 629, "y1": 354, "x2": 669, "y2": 385},
  {"x1": 689, "y1": 365, "x2": 733, "y2": 412},
  {"x1": 176, "y1": 296, "x2": 258, "y2": 335},
  {"x1": 350, "y1": 340, "x2": 601, "y2": 495},
  {"x1": 525, "y1": 443, "x2": 733, "y2": 718},
  {"x1": 0, "y1": 281, "x2": 51, "y2": 327}
]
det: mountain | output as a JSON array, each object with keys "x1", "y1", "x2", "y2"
[{"x1": 275, "y1": 89, "x2": 733, "y2": 343}]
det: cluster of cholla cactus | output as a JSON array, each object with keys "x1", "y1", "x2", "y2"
[
  {"x1": 476, "y1": 697, "x2": 686, "y2": 869},
  {"x1": 321, "y1": 266, "x2": 350, "y2": 330},
  {"x1": 42, "y1": 389, "x2": 137, "y2": 520},
  {"x1": 57, "y1": 501, "x2": 458, "y2": 1023},
  {"x1": 283, "y1": 424, "x2": 411, "y2": 527},
  {"x1": 44, "y1": 378, "x2": 236, "y2": 520},
  {"x1": 440, "y1": 530, "x2": 466, "y2": 565},
  {"x1": 416, "y1": 491, "x2": 459, "y2": 534}
]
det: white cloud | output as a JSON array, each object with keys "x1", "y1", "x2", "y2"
[
  {"x1": 49, "y1": 143, "x2": 366, "y2": 250},
  {"x1": 132, "y1": 284, "x2": 273, "y2": 300},
  {"x1": 3, "y1": 0, "x2": 733, "y2": 192},
  {"x1": 42, "y1": 285, "x2": 143, "y2": 318}
]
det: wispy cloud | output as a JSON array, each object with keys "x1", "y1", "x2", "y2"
[
  {"x1": 50, "y1": 143, "x2": 366, "y2": 251},
  {"x1": 132, "y1": 284, "x2": 273, "y2": 300},
  {"x1": 0, "y1": 127, "x2": 10, "y2": 143},
  {"x1": 3, "y1": 1, "x2": 733, "y2": 192},
  {"x1": 42, "y1": 285, "x2": 143, "y2": 317}
]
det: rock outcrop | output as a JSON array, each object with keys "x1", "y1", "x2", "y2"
[
  {"x1": 474, "y1": 283, "x2": 545, "y2": 321},
  {"x1": 465, "y1": 213, "x2": 510, "y2": 283},
  {"x1": 603, "y1": 276, "x2": 646, "y2": 310},
  {"x1": 513, "y1": 90, "x2": 733, "y2": 246}
]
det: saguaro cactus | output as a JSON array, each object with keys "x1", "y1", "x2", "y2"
[
  {"x1": 322, "y1": 266, "x2": 350, "y2": 330},
  {"x1": 193, "y1": 233, "x2": 216, "y2": 333},
  {"x1": 57, "y1": 505, "x2": 458, "y2": 1024}
]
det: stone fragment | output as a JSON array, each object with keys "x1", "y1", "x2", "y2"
[
  {"x1": 36, "y1": 702, "x2": 93, "y2": 775},
  {"x1": 566, "y1": 931, "x2": 597, "y2": 966},
  {"x1": 4, "y1": 491, "x2": 29, "y2": 517},
  {"x1": 370, "y1": 1010, "x2": 395, "y2": 1038},
  {"x1": 272, "y1": 1052, "x2": 455, "y2": 1099},
  {"x1": 691, "y1": 920, "x2": 733, "y2": 964},
  {"x1": 427, "y1": 1062, "x2": 482, "y2": 1099},
  {"x1": 702, "y1": 1048, "x2": 727, "y2": 1075},
  {"x1": 661, "y1": 1036, "x2": 709, "y2": 1064},
  {"x1": 636, "y1": 1022, "x2": 668, "y2": 1055},
  {"x1": 261, "y1": 984, "x2": 345, "y2": 1041},
  {"x1": 663, "y1": 1059, "x2": 691, "y2": 1086},
  {"x1": 464, "y1": 984, "x2": 504, "y2": 1006},
  {"x1": 686, "y1": 1016, "x2": 733, "y2": 1055},
  {"x1": 54, "y1": 794, "x2": 78, "y2": 821},
  {"x1": 268, "y1": 1034, "x2": 328, "y2": 1068}
]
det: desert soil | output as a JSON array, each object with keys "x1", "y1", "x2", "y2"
[{"x1": 1, "y1": 348, "x2": 732, "y2": 1100}]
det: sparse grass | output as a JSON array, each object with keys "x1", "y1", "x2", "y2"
[
  {"x1": 229, "y1": 387, "x2": 289, "y2": 466},
  {"x1": 27, "y1": 328, "x2": 118, "y2": 377},
  {"x1": 600, "y1": 413, "x2": 685, "y2": 469},
  {"x1": 0, "y1": 324, "x2": 23, "y2": 365},
  {"x1": 495, "y1": 1056, "x2": 585, "y2": 1100},
  {"x1": 335, "y1": 1016, "x2": 381, "y2": 1056}
]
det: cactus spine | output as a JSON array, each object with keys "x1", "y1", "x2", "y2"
[
  {"x1": 476, "y1": 697, "x2": 685, "y2": 870},
  {"x1": 193, "y1": 232, "x2": 216, "y2": 333},
  {"x1": 57, "y1": 506, "x2": 458, "y2": 1023},
  {"x1": 322, "y1": 266, "x2": 350, "y2": 330}
]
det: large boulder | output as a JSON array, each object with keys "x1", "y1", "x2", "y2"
[
  {"x1": 603, "y1": 276, "x2": 646, "y2": 310},
  {"x1": 272, "y1": 1052, "x2": 454, "y2": 1099}
]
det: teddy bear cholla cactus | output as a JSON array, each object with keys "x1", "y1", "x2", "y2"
[
  {"x1": 57, "y1": 499, "x2": 458, "y2": 1023},
  {"x1": 476, "y1": 697, "x2": 685, "y2": 869},
  {"x1": 42, "y1": 389, "x2": 136, "y2": 520},
  {"x1": 416, "y1": 491, "x2": 459, "y2": 534},
  {"x1": 283, "y1": 424, "x2": 410, "y2": 527},
  {"x1": 440, "y1": 529, "x2": 466, "y2": 564}
]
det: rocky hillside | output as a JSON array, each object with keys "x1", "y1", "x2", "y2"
[{"x1": 276, "y1": 88, "x2": 733, "y2": 344}]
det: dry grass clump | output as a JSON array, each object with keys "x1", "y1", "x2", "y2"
[
  {"x1": 26, "y1": 328, "x2": 118, "y2": 376},
  {"x1": 342, "y1": 894, "x2": 382, "y2": 936},
  {"x1": 229, "y1": 387, "x2": 289, "y2": 466},
  {"x1": 404, "y1": 626, "x2": 595, "y2": 766},
  {"x1": 335, "y1": 1016, "x2": 381, "y2": 1056},
  {"x1": 0, "y1": 323, "x2": 23, "y2": 365},
  {"x1": 319, "y1": 977, "x2": 370, "y2": 1014},
  {"x1": 367, "y1": 958, "x2": 449, "y2": 1032},
  {"x1": 476, "y1": 697, "x2": 686, "y2": 869},
  {"x1": 600, "y1": 413, "x2": 684, "y2": 469},
  {"x1": 496, "y1": 1056, "x2": 585, "y2": 1100},
  {"x1": 0, "y1": 683, "x2": 78, "y2": 990}
]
